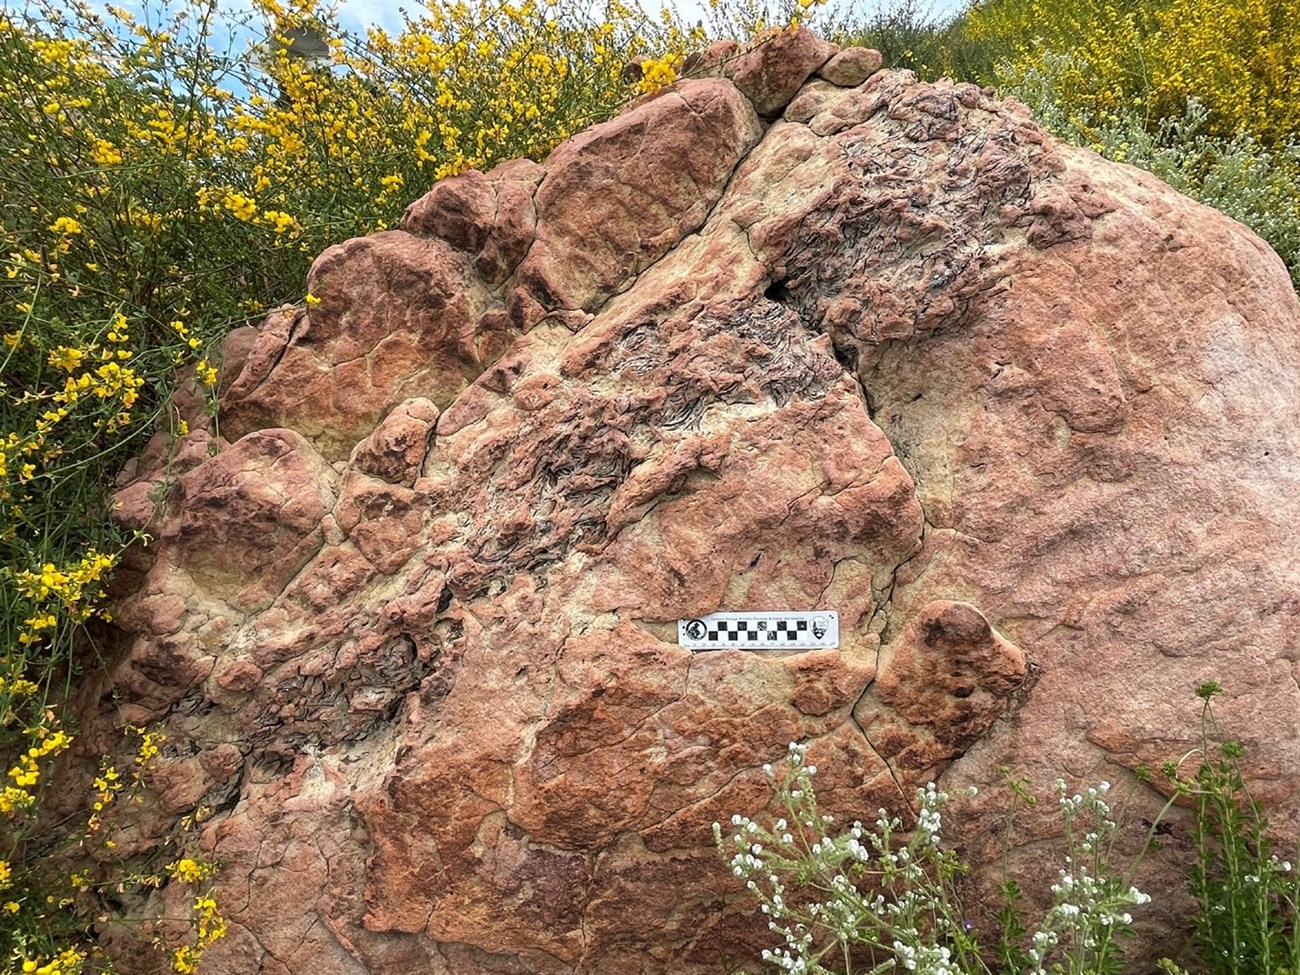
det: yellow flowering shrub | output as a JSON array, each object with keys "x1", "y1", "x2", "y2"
[
  {"x1": 0, "y1": 725, "x2": 224, "y2": 975},
  {"x1": 946, "y1": 0, "x2": 1299, "y2": 290},
  {"x1": 198, "y1": 0, "x2": 711, "y2": 246},
  {"x1": 961, "y1": 0, "x2": 1299, "y2": 149},
  {"x1": 1142, "y1": 0, "x2": 1298, "y2": 148}
]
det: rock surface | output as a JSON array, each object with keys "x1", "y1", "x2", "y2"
[{"x1": 71, "y1": 28, "x2": 1300, "y2": 975}]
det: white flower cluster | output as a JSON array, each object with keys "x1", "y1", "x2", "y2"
[
  {"x1": 893, "y1": 940, "x2": 961, "y2": 975},
  {"x1": 713, "y1": 743, "x2": 983, "y2": 975},
  {"x1": 1058, "y1": 779, "x2": 1113, "y2": 820},
  {"x1": 716, "y1": 750, "x2": 1154, "y2": 975},
  {"x1": 1018, "y1": 781, "x2": 1153, "y2": 974}
]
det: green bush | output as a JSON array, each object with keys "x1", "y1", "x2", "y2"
[
  {"x1": 1005, "y1": 52, "x2": 1300, "y2": 291},
  {"x1": 719, "y1": 688, "x2": 1299, "y2": 975},
  {"x1": 830, "y1": 0, "x2": 1000, "y2": 83}
]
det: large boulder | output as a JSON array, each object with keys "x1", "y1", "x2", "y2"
[{"x1": 75, "y1": 28, "x2": 1300, "y2": 975}]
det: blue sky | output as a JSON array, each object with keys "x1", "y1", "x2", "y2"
[
  {"x1": 7, "y1": 0, "x2": 971, "y2": 68},
  {"x1": 10, "y1": 0, "x2": 971, "y2": 45},
  {"x1": 331, "y1": 0, "x2": 971, "y2": 37}
]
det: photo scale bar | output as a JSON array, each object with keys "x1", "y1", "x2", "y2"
[{"x1": 677, "y1": 611, "x2": 839, "y2": 650}]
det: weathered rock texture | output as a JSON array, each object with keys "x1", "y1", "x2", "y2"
[{"x1": 73, "y1": 27, "x2": 1300, "y2": 975}]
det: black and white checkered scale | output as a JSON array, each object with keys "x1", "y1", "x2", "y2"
[{"x1": 678, "y1": 611, "x2": 839, "y2": 650}]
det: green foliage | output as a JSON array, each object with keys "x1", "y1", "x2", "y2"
[
  {"x1": 721, "y1": 690, "x2": 1300, "y2": 975},
  {"x1": 1170, "y1": 685, "x2": 1300, "y2": 975},
  {"x1": 1004, "y1": 53, "x2": 1300, "y2": 291},
  {"x1": 830, "y1": 0, "x2": 997, "y2": 83},
  {"x1": 716, "y1": 744, "x2": 1155, "y2": 975}
]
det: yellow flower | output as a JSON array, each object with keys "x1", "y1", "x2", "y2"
[
  {"x1": 134, "y1": 726, "x2": 164, "y2": 765},
  {"x1": 166, "y1": 857, "x2": 214, "y2": 883},
  {"x1": 173, "y1": 944, "x2": 199, "y2": 975},
  {"x1": 221, "y1": 191, "x2": 258, "y2": 222},
  {"x1": 106, "y1": 311, "x2": 129, "y2": 341},
  {"x1": 91, "y1": 139, "x2": 124, "y2": 165},
  {"x1": 47, "y1": 346, "x2": 84, "y2": 371},
  {"x1": 48, "y1": 216, "x2": 82, "y2": 234},
  {"x1": 637, "y1": 56, "x2": 678, "y2": 93},
  {"x1": 262, "y1": 209, "x2": 298, "y2": 233}
]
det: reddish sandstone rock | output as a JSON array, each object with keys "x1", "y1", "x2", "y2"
[
  {"x1": 400, "y1": 159, "x2": 542, "y2": 288},
  {"x1": 349, "y1": 397, "x2": 439, "y2": 487},
  {"x1": 220, "y1": 234, "x2": 501, "y2": 461},
  {"x1": 172, "y1": 428, "x2": 338, "y2": 611},
  {"x1": 817, "y1": 46, "x2": 884, "y2": 87},
  {"x1": 677, "y1": 30, "x2": 840, "y2": 118},
  {"x1": 724, "y1": 27, "x2": 839, "y2": 116},
  {"x1": 73, "y1": 34, "x2": 1300, "y2": 975},
  {"x1": 863, "y1": 601, "x2": 1027, "y2": 772},
  {"x1": 512, "y1": 78, "x2": 762, "y2": 322}
]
